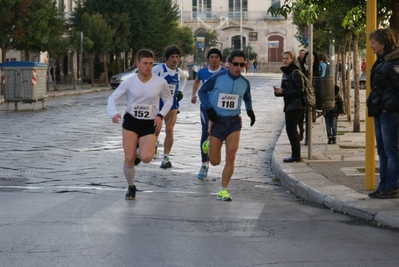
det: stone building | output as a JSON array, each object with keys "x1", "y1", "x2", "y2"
[{"x1": 176, "y1": 0, "x2": 300, "y2": 70}]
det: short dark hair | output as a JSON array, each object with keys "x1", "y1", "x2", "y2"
[
  {"x1": 136, "y1": 49, "x2": 154, "y2": 62},
  {"x1": 369, "y1": 28, "x2": 397, "y2": 48},
  {"x1": 207, "y1": 48, "x2": 222, "y2": 60},
  {"x1": 164, "y1": 45, "x2": 181, "y2": 60},
  {"x1": 228, "y1": 50, "x2": 246, "y2": 62}
]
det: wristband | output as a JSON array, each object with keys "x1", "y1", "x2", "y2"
[{"x1": 156, "y1": 113, "x2": 164, "y2": 120}]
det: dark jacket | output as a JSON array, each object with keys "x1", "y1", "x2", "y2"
[
  {"x1": 325, "y1": 91, "x2": 344, "y2": 117},
  {"x1": 277, "y1": 59, "x2": 306, "y2": 112},
  {"x1": 367, "y1": 46, "x2": 399, "y2": 117}
]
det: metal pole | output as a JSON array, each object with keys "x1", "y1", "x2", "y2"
[
  {"x1": 365, "y1": 0, "x2": 377, "y2": 190},
  {"x1": 180, "y1": 0, "x2": 183, "y2": 26},
  {"x1": 328, "y1": 33, "x2": 335, "y2": 78},
  {"x1": 307, "y1": 23, "x2": 313, "y2": 160},
  {"x1": 80, "y1": 31, "x2": 83, "y2": 90},
  {"x1": 240, "y1": 0, "x2": 243, "y2": 50}
]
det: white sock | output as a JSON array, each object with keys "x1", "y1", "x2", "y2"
[{"x1": 123, "y1": 164, "x2": 135, "y2": 185}]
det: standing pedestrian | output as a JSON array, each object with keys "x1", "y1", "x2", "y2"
[
  {"x1": 274, "y1": 51, "x2": 306, "y2": 162},
  {"x1": 361, "y1": 58, "x2": 366, "y2": 76},
  {"x1": 252, "y1": 59, "x2": 258, "y2": 74},
  {"x1": 366, "y1": 28, "x2": 399, "y2": 199},
  {"x1": 198, "y1": 50, "x2": 256, "y2": 201},
  {"x1": 297, "y1": 48, "x2": 307, "y2": 74},
  {"x1": 191, "y1": 48, "x2": 225, "y2": 180},
  {"x1": 299, "y1": 51, "x2": 321, "y2": 144},
  {"x1": 106, "y1": 49, "x2": 173, "y2": 200},
  {"x1": 324, "y1": 85, "x2": 345, "y2": 144},
  {"x1": 152, "y1": 45, "x2": 187, "y2": 169},
  {"x1": 319, "y1": 53, "x2": 328, "y2": 77},
  {"x1": 192, "y1": 63, "x2": 198, "y2": 80}
]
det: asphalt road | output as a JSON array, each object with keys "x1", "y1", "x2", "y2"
[{"x1": 0, "y1": 74, "x2": 398, "y2": 267}]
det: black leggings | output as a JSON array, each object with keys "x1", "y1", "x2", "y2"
[{"x1": 285, "y1": 109, "x2": 305, "y2": 158}]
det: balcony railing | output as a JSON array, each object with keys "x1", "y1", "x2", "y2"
[{"x1": 182, "y1": 11, "x2": 285, "y2": 21}]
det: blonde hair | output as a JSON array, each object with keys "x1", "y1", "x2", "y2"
[{"x1": 282, "y1": 51, "x2": 296, "y2": 60}]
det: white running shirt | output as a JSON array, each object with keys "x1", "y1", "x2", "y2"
[{"x1": 107, "y1": 73, "x2": 173, "y2": 119}]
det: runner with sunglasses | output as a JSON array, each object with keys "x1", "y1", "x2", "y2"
[{"x1": 198, "y1": 49, "x2": 256, "y2": 201}]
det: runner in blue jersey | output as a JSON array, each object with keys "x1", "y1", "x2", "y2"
[
  {"x1": 152, "y1": 45, "x2": 187, "y2": 169},
  {"x1": 198, "y1": 50, "x2": 256, "y2": 201},
  {"x1": 191, "y1": 48, "x2": 225, "y2": 180}
]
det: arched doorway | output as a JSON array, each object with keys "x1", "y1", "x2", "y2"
[
  {"x1": 267, "y1": 35, "x2": 284, "y2": 62},
  {"x1": 231, "y1": 35, "x2": 246, "y2": 50}
]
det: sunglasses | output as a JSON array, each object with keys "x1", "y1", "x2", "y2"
[{"x1": 231, "y1": 62, "x2": 245, "y2": 67}]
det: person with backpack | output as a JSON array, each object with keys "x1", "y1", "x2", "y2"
[
  {"x1": 274, "y1": 51, "x2": 306, "y2": 162},
  {"x1": 299, "y1": 51, "x2": 321, "y2": 144}
]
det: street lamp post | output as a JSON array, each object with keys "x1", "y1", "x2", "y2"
[
  {"x1": 240, "y1": 0, "x2": 243, "y2": 50},
  {"x1": 80, "y1": 31, "x2": 83, "y2": 90}
]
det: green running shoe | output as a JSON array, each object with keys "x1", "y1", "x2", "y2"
[
  {"x1": 202, "y1": 138, "x2": 209, "y2": 155},
  {"x1": 217, "y1": 189, "x2": 231, "y2": 201}
]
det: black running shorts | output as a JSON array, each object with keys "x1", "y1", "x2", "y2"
[
  {"x1": 122, "y1": 113, "x2": 156, "y2": 137},
  {"x1": 210, "y1": 115, "x2": 242, "y2": 141}
]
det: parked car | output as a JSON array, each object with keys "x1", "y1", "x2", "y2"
[
  {"x1": 351, "y1": 74, "x2": 366, "y2": 90},
  {"x1": 110, "y1": 63, "x2": 160, "y2": 89}
]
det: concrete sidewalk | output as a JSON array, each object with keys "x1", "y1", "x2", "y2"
[
  {"x1": 0, "y1": 85, "x2": 111, "y2": 106},
  {"x1": 271, "y1": 89, "x2": 399, "y2": 228},
  {"x1": 1, "y1": 84, "x2": 399, "y2": 228}
]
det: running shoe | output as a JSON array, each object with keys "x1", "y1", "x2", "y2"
[
  {"x1": 160, "y1": 159, "x2": 172, "y2": 169},
  {"x1": 125, "y1": 185, "x2": 136, "y2": 200},
  {"x1": 202, "y1": 138, "x2": 209, "y2": 155},
  {"x1": 134, "y1": 155, "x2": 141, "y2": 166},
  {"x1": 197, "y1": 166, "x2": 208, "y2": 180},
  {"x1": 217, "y1": 189, "x2": 232, "y2": 201}
]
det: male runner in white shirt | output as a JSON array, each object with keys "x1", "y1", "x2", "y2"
[{"x1": 107, "y1": 49, "x2": 173, "y2": 200}]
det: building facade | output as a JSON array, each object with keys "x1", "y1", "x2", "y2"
[{"x1": 176, "y1": 0, "x2": 300, "y2": 65}]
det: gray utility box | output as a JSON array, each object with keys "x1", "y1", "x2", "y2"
[{"x1": 1, "y1": 61, "x2": 48, "y2": 110}]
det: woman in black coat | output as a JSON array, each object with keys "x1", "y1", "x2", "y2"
[
  {"x1": 274, "y1": 51, "x2": 306, "y2": 162},
  {"x1": 366, "y1": 28, "x2": 399, "y2": 199}
]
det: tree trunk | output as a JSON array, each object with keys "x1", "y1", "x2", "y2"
[
  {"x1": 70, "y1": 51, "x2": 76, "y2": 90},
  {"x1": 1, "y1": 47, "x2": 7, "y2": 95},
  {"x1": 344, "y1": 35, "x2": 352, "y2": 123},
  {"x1": 116, "y1": 53, "x2": 121, "y2": 74},
  {"x1": 389, "y1": 0, "x2": 399, "y2": 42},
  {"x1": 91, "y1": 55, "x2": 94, "y2": 87},
  {"x1": 52, "y1": 66, "x2": 58, "y2": 91},
  {"x1": 24, "y1": 50, "x2": 30, "y2": 61},
  {"x1": 352, "y1": 34, "x2": 360, "y2": 133},
  {"x1": 339, "y1": 48, "x2": 350, "y2": 121},
  {"x1": 103, "y1": 53, "x2": 109, "y2": 86}
]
